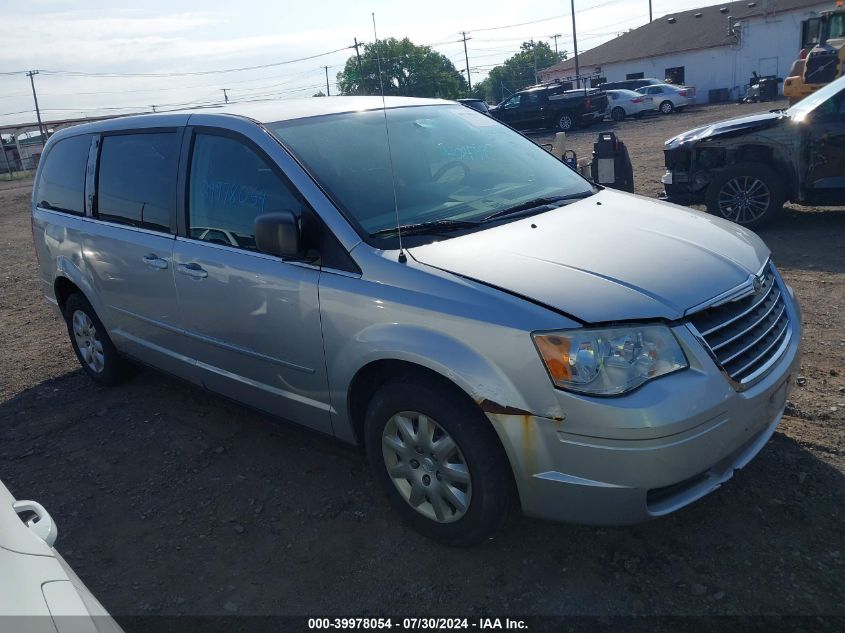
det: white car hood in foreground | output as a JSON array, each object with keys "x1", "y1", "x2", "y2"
[
  {"x1": 410, "y1": 189, "x2": 770, "y2": 322},
  {"x1": 1, "y1": 481, "x2": 123, "y2": 632}
]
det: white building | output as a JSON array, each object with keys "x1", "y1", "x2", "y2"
[{"x1": 539, "y1": 0, "x2": 833, "y2": 102}]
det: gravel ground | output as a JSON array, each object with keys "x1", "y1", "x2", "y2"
[{"x1": 1, "y1": 101, "x2": 843, "y2": 625}]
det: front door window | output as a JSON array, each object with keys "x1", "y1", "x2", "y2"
[{"x1": 188, "y1": 132, "x2": 306, "y2": 251}]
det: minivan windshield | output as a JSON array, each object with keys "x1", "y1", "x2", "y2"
[{"x1": 268, "y1": 104, "x2": 593, "y2": 244}]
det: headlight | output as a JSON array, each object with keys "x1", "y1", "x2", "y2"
[{"x1": 532, "y1": 325, "x2": 688, "y2": 396}]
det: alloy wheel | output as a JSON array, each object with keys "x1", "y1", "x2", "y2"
[
  {"x1": 716, "y1": 176, "x2": 771, "y2": 225},
  {"x1": 660, "y1": 100, "x2": 674, "y2": 114},
  {"x1": 558, "y1": 114, "x2": 573, "y2": 131},
  {"x1": 72, "y1": 310, "x2": 105, "y2": 373},
  {"x1": 381, "y1": 411, "x2": 472, "y2": 523}
]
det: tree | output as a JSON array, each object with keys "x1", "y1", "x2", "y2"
[
  {"x1": 336, "y1": 37, "x2": 467, "y2": 99},
  {"x1": 312, "y1": 90, "x2": 326, "y2": 97},
  {"x1": 472, "y1": 41, "x2": 566, "y2": 105}
]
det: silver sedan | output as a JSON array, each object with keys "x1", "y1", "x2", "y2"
[{"x1": 605, "y1": 89, "x2": 655, "y2": 120}]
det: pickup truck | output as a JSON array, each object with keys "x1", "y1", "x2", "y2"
[{"x1": 487, "y1": 83, "x2": 608, "y2": 132}]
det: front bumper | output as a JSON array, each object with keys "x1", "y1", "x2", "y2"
[
  {"x1": 486, "y1": 306, "x2": 801, "y2": 525},
  {"x1": 660, "y1": 170, "x2": 703, "y2": 204}
]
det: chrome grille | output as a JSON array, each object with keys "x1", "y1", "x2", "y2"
[{"x1": 688, "y1": 265, "x2": 791, "y2": 386}]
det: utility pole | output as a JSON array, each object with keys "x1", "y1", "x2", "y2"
[
  {"x1": 26, "y1": 71, "x2": 46, "y2": 147},
  {"x1": 1, "y1": 134, "x2": 12, "y2": 179},
  {"x1": 570, "y1": 0, "x2": 581, "y2": 88},
  {"x1": 322, "y1": 66, "x2": 331, "y2": 96},
  {"x1": 531, "y1": 39, "x2": 538, "y2": 84},
  {"x1": 150, "y1": 105, "x2": 157, "y2": 113},
  {"x1": 353, "y1": 37, "x2": 366, "y2": 95},
  {"x1": 221, "y1": 88, "x2": 229, "y2": 103},
  {"x1": 549, "y1": 33, "x2": 562, "y2": 56},
  {"x1": 460, "y1": 31, "x2": 472, "y2": 92},
  {"x1": 649, "y1": 0, "x2": 653, "y2": 22}
]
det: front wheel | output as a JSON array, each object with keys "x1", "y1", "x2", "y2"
[
  {"x1": 610, "y1": 106, "x2": 626, "y2": 122},
  {"x1": 364, "y1": 378, "x2": 513, "y2": 546},
  {"x1": 556, "y1": 111, "x2": 576, "y2": 131},
  {"x1": 705, "y1": 163, "x2": 784, "y2": 229},
  {"x1": 659, "y1": 100, "x2": 674, "y2": 114}
]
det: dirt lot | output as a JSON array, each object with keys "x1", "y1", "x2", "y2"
[{"x1": 1, "y1": 102, "x2": 844, "y2": 627}]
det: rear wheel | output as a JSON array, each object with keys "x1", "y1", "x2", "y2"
[
  {"x1": 705, "y1": 163, "x2": 784, "y2": 229},
  {"x1": 659, "y1": 100, "x2": 674, "y2": 114},
  {"x1": 64, "y1": 293, "x2": 131, "y2": 386},
  {"x1": 610, "y1": 106, "x2": 626, "y2": 122},
  {"x1": 364, "y1": 377, "x2": 513, "y2": 546},
  {"x1": 556, "y1": 112, "x2": 576, "y2": 131}
]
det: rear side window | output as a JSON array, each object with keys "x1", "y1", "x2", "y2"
[
  {"x1": 96, "y1": 132, "x2": 178, "y2": 232},
  {"x1": 35, "y1": 135, "x2": 91, "y2": 214},
  {"x1": 187, "y1": 132, "x2": 305, "y2": 252}
]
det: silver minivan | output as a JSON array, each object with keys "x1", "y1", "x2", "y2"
[{"x1": 32, "y1": 97, "x2": 801, "y2": 545}]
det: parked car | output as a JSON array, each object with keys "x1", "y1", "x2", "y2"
[
  {"x1": 487, "y1": 83, "x2": 608, "y2": 131},
  {"x1": 0, "y1": 480, "x2": 123, "y2": 631},
  {"x1": 599, "y1": 77, "x2": 664, "y2": 91},
  {"x1": 662, "y1": 74, "x2": 845, "y2": 228},
  {"x1": 456, "y1": 98, "x2": 489, "y2": 114},
  {"x1": 605, "y1": 89, "x2": 655, "y2": 121},
  {"x1": 636, "y1": 83, "x2": 696, "y2": 114},
  {"x1": 33, "y1": 96, "x2": 800, "y2": 546}
]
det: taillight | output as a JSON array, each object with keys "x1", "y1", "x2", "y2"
[
  {"x1": 631, "y1": 97, "x2": 643, "y2": 103},
  {"x1": 799, "y1": 48, "x2": 808, "y2": 59},
  {"x1": 678, "y1": 90, "x2": 688, "y2": 96},
  {"x1": 584, "y1": 98, "x2": 591, "y2": 109}
]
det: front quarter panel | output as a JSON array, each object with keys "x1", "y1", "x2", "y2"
[{"x1": 320, "y1": 246, "x2": 575, "y2": 444}]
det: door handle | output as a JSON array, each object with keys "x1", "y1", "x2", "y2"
[
  {"x1": 177, "y1": 262, "x2": 208, "y2": 279},
  {"x1": 142, "y1": 254, "x2": 169, "y2": 270}
]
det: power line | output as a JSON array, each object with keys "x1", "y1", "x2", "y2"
[
  {"x1": 0, "y1": 1, "x2": 661, "y2": 123},
  {"x1": 467, "y1": 0, "x2": 617, "y2": 33},
  {"x1": 37, "y1": 46, "x2": 354, "y2": 78}
]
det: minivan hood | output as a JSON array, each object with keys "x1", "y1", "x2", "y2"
[
  {"x1": 409, "y1": 189, "x2": 769, "y2": 323},
  {"x1": 665, "y1": 111, "x2": 785, "y2": 148}
]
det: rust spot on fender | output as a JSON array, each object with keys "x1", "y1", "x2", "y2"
[
  {"x1": 478, "y1": 399, "x2": 565, "y2": 422},
  {"x1": 478, "y1": 398, "x2": 533, "y2": 416}
]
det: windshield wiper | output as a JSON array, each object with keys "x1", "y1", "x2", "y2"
[
  {"x1": 369, "y1": 218, "x2": 482, "y2": 238},
  {"x1": 480, "y1": 191, "x2": 594, "y2": 223}
]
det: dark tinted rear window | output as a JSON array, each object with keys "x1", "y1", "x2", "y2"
[
  {"x1": 35, "y1": 135, "x2": 91, "y2": 214},
  {"x1": 97, "y1": 132, "x2": 178, "y2": 232}
]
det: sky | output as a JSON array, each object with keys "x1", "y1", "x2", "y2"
[{"x1": 1, "y1": 0, "x2": 718, "y2": 128}]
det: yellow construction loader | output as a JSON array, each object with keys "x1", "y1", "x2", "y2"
[{"x1": 784, "y1": 4, "x2": 845, "y2": 104}]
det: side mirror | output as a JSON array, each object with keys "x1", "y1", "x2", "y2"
[{"x1": 254, "y1": 211, "x2": 301, "y2": 259}]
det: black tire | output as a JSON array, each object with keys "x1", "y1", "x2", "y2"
[
  {"x1": 705, "y1": 163, "x2": 784, "y2": 229},
  {"x1": 659, "y1": 100, "x2": 674, "y2": 114},
  {"x1": 364, "y1": 377, "x2": 513, "y2": 546},
  {"x1": 64, "y1": 293, "x2": 131, "y2": 386},
  {"x1": 556, "y1": 111, "x2": 576, "y2": 131},
  {"x1": 610, "y1": 106, "x2": 626, "y2": 122}
]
